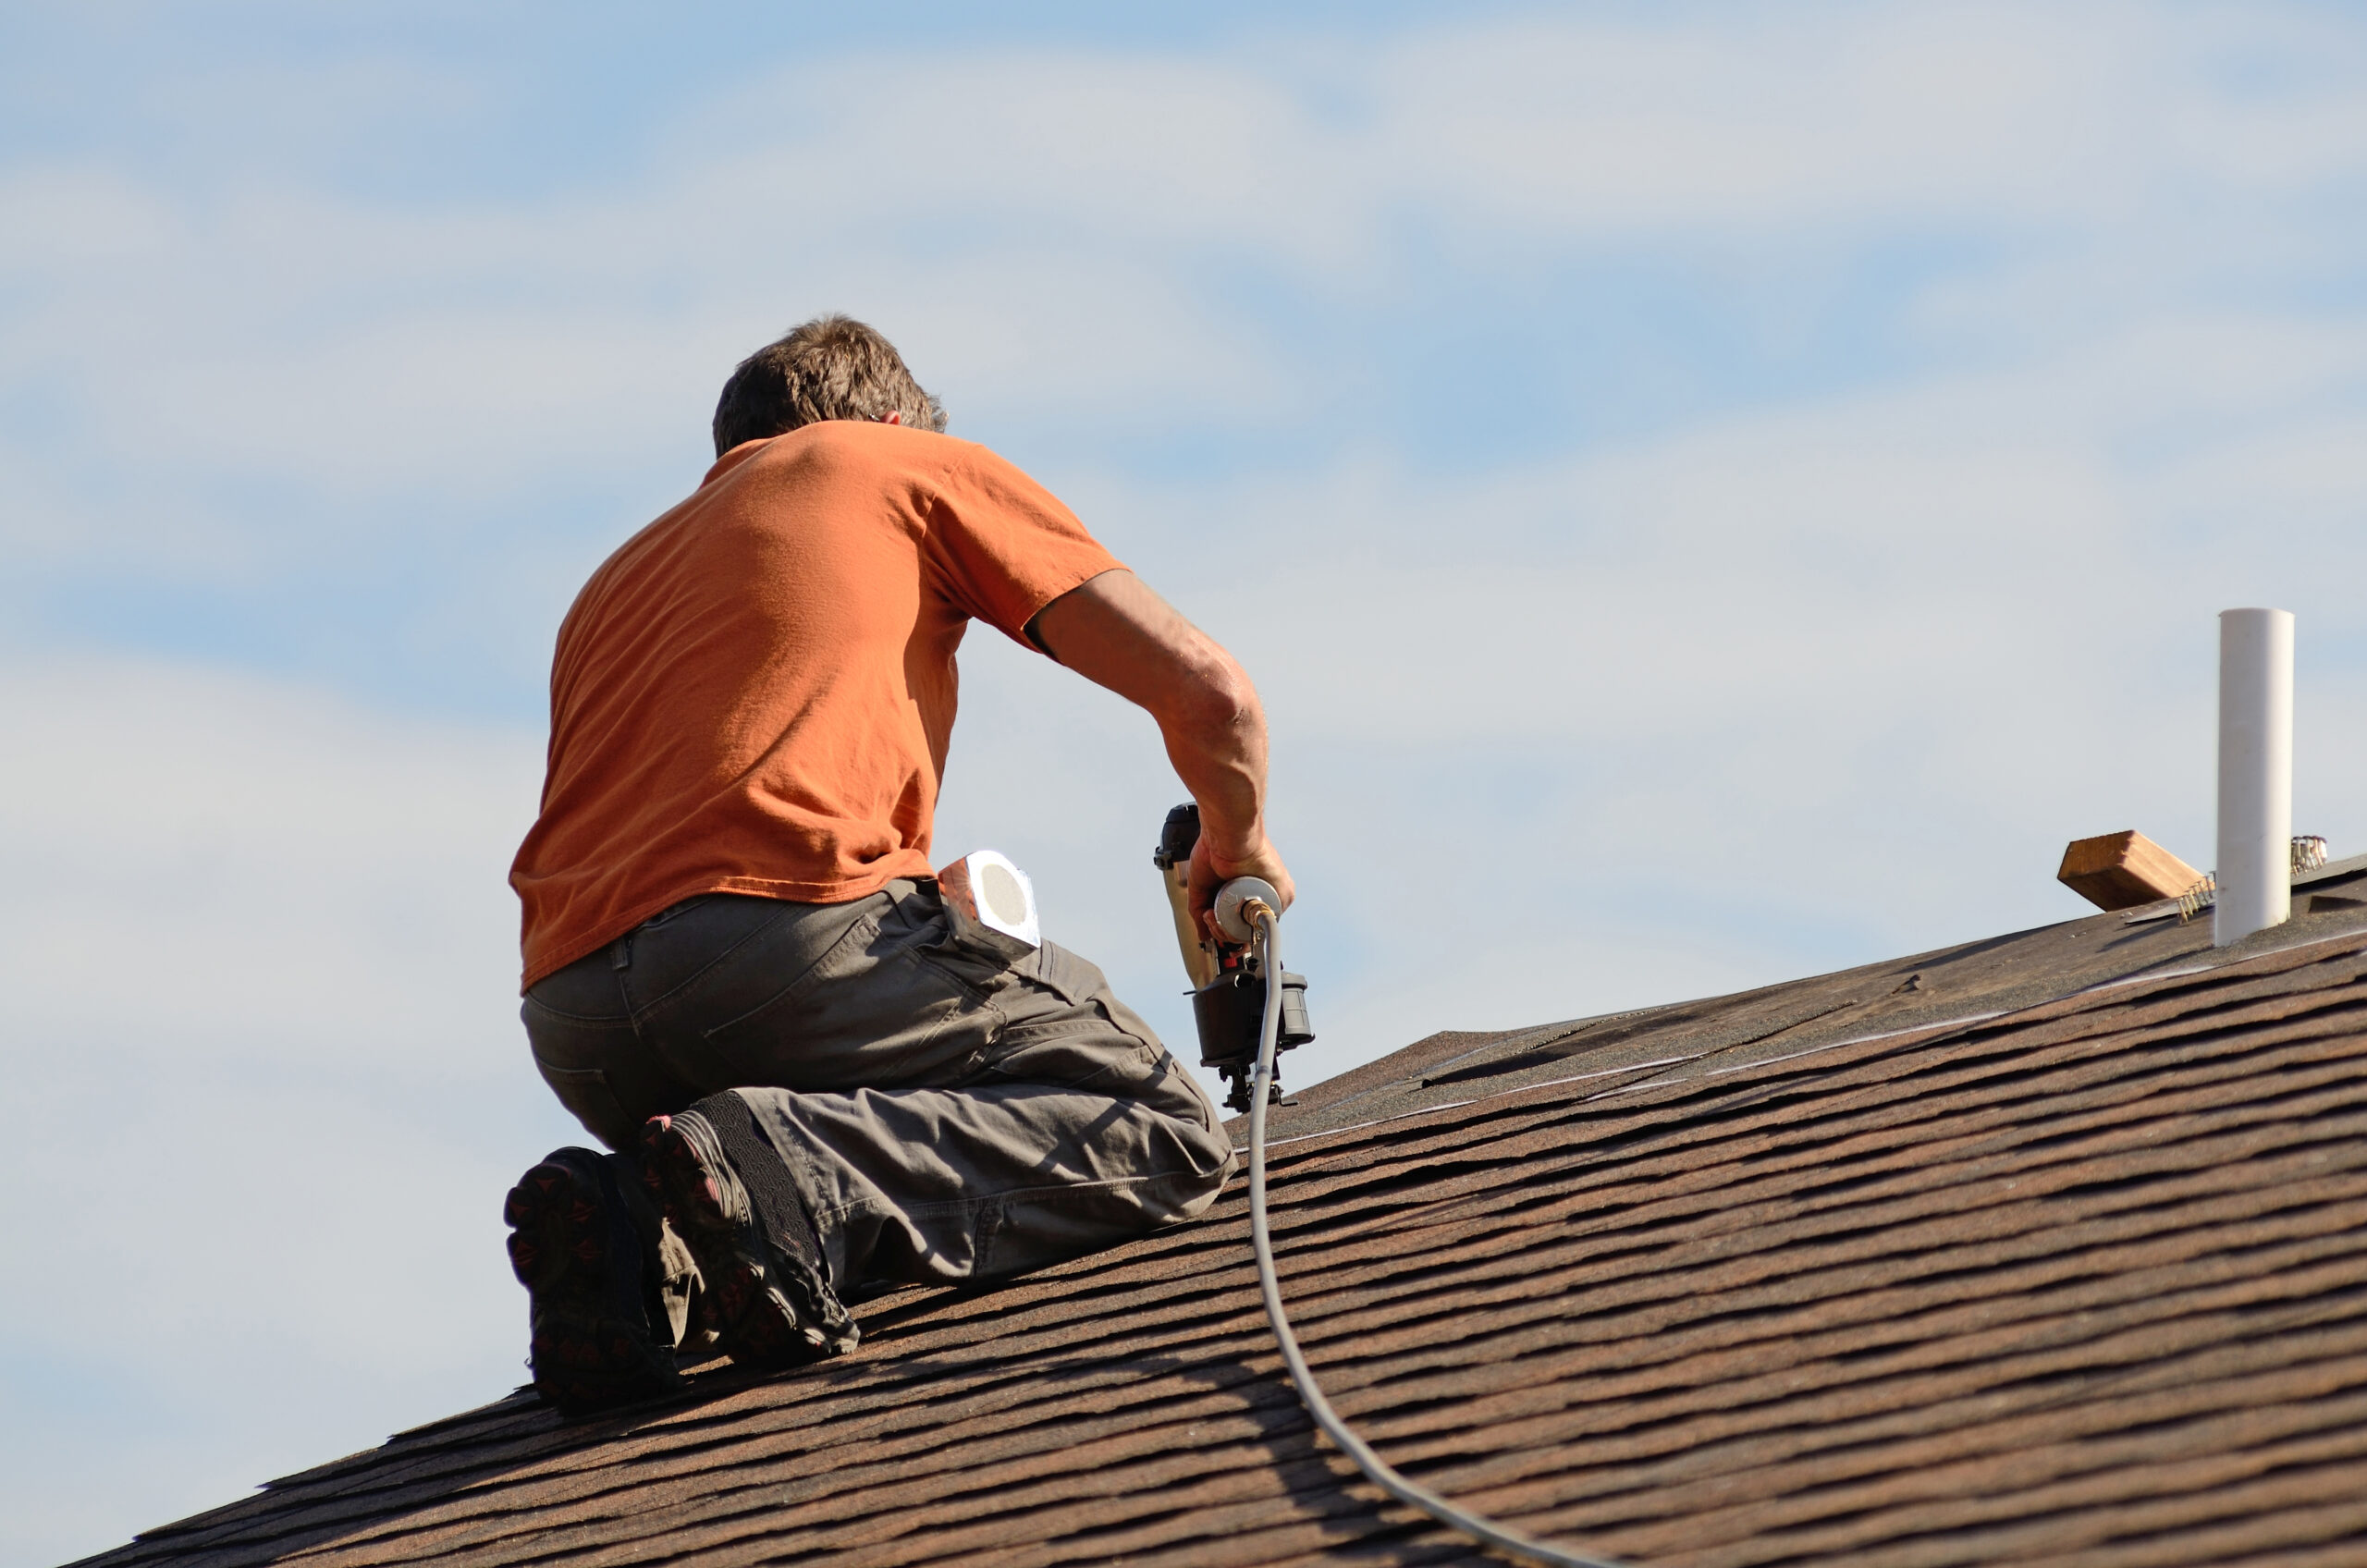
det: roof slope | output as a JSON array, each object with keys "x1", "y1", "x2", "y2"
[{"x1": 79, "y1": 861, "x2": 2367, "y2": 1568}]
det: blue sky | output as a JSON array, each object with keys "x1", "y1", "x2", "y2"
[{"x1": 6, "y1": 3, "x2": 2367, "y2": 1562}]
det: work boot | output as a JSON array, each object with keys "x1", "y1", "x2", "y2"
[
  {"x1": 503, "y1": 1147, "x2": 684, "y2": 1416},
  {"x1": 638, "y1": 1094, "x2": 859, "y2": 1370}
]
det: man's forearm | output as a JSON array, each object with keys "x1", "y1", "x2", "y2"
[
  {"x1": 1028, "y1": 567, "x2": 1294, "y2": 915},
  {"x1": 1150, "y1": 661, "x2": 1269, "y2": 863}
]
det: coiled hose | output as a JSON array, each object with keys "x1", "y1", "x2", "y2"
[{"x1": 1245, "y1": 904, "x2": 1627, "y2": 1568}]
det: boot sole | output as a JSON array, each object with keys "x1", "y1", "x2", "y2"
[
  {"x1": 504, "y1": 1158, "x2": 683, "y2": 1415},
  {"x1": 639, "y1": 1116, "x2": 831, "y2": 1371}
]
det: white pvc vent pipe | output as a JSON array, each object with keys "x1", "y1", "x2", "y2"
[{"x1": 2214, "y1": 607, "x2": 2295, "y2": 947}]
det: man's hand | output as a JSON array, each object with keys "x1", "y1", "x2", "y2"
[
  {"x1": 1029, "y1": 569, "x2": 1294, "y2": 940},
  {"x1": 1188, "y1": 831, "x2": 1294, "y2": 943}
]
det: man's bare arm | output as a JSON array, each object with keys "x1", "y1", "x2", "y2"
[{"x1": 1027, "y1": 569, "x2": 1294, "y2": 930}]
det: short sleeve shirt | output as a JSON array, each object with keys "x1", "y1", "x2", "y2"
[{"x1": 509, "y1": 421, "x2": 1122, "y2": 988}]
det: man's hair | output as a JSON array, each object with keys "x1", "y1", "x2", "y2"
[{"x1": 710, "y1": 315, "x2": 947, "y2": 457}]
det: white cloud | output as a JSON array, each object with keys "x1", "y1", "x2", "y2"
[
  {"x1": 7, "y1": 2, "x2": 2366, "y2": 521},
  {"x1": 0, "y1": 655, "x2": 541, "y2": 1061},
  {"x1": 0, "y1": 655, "x2": 571, "y2": 1563},
  {"x1": 0, "y1": 165, "x2": 176, "y2": 272}
]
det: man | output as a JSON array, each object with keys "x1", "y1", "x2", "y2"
[{"x1": 502, "y1": 315, "x2": 1294, "y2": 1414}]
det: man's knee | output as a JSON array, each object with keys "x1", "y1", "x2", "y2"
[{"x1": 1128, "y1": 1055, "x2": 1241, "y2": 1222}]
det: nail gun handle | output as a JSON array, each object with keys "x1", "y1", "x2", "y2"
[{"x1": 1152, "y1": 802, "x2": 1221, "y2": 989}]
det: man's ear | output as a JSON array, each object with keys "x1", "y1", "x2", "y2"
[{"x1": 876, "y1": 410, "x2": 903, "y2": 426}]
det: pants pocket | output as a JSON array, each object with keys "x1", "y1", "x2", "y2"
[
  {"x1": 533, "y1": 1060, "x2": 640, "y2": 1150},
  {"x1": 700, "y1": 892, "x2": 998, "y2": 1090},
  {"x1": 976, "y1": 1023, "x2": 1161, "y2": 1094},
  {"x1": 977, "y1": 940, "x2": 1169, "y2": 1094},
  {"x1": 1008, "y1": 941, "x2": 1167, "y2": 1056}
]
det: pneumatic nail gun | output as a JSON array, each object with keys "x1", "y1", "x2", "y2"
[{"x1": 1152, "y1": 802, "x2": 1314, "y2": 1114}]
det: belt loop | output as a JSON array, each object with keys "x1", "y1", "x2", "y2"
[{"x1": 610, "y1": 933, "x2": 632, "y2": 971}]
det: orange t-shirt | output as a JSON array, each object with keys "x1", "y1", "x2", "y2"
[{"x1": 509, "y1": 421, "x2": 1122, "y2": 988}]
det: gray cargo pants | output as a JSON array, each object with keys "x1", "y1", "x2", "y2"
[{"x1": 521, "y1": 881, "x2": 1236, "y2": 1313}]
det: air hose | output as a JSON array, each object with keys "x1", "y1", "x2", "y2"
[{"x1": 1242, "y1": 901, "x2": 1627, "y2": 1568}]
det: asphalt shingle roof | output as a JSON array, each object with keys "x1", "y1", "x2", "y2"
[{"x1": 77, "y1": 855, "x2": 2367, "y2": 1568}]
